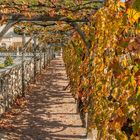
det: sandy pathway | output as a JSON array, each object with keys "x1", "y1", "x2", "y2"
[{"x1": 0, "y1": 56, "x2": 86, "y2": 140}]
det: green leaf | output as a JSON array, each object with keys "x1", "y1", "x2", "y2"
[
  {"x1": 136, "y1": 94, "x2": 140, "y2": 105},
  {"x1": 120, "y1": 42, "x2": 129, "y2": 48},
  {"x1": 132, "y1": 0, "x2": 140, "y2": 12},
  {"x1": 133, "y1": 122, "x2": 140, "y2": 133}
]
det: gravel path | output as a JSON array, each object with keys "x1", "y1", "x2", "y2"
[{"x1": 0, "y1": 56, "x2": 86, "y2": 140}]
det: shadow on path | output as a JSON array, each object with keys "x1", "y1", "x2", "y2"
[{"x1": 0, "y1": 57, "x2": 86, "y2": 140}]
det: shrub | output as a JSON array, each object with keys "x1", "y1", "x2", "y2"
[
  {"x1": 4, "y1": 56, "x2": 14, "y2": 67},
  {"x1": 0, "y1": 63, "x2": 5, "y2": 69}
]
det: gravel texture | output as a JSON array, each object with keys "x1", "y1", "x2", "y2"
[{"x1": 0, "y1": 56, "x2": 86, "y2": 140}]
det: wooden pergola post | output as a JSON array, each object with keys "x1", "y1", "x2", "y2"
[
  {"x1": 33, "y1": 36, "x2": 37, "y2": 83},
  {"x1": 39, "y1": 46, "x2": 42, "y2": 74},
  {"x1": 21, "y1": 33, "x2": 26, "y2": 97},
  {"x1": 43, "y1": 46, "x2": 46, "y2": 69}
]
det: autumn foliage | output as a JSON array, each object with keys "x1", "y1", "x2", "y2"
[
  {"x1": 63, "y1": 0, "x2": 140, "y2": 139},
  {"x1": 0, "y1": 0, "x2": 140, "y2": 139}
]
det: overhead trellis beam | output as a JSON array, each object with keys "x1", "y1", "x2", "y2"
[
  {"x1": 0, "y1": 20, "x2": 20, "y2": 41},
  {"x1": 32, "y1": 22, "x2": 57, "y2": 27},
  {"x1": 70, "y1": 22, "x2": 91, "y2": 50},
  {"x1": 0, "y1": 13, "x2": 88, "y2": 42},
  {"x1": 17, "y1": 15, "x2": 89, "y2": 23},
  {"x1": 0, "y1": 13, "x2": 89, "y2": 23}
]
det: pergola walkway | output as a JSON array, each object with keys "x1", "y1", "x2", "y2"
[{"x1": 0, "y1": 56, "x2": 86, "y2": 140}]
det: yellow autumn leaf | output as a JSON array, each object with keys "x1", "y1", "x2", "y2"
[
  {"x1": 122, "y1": 59, "x2": 127, "y2": 67},
  {"x1": 127, "y1": 8, "x2": 140, "y2": 23},
  {"x1": 118, "y1": 1, "x2": 125, "y2": 8},
  {"x1": 131, "y1": 75, "x2": 137, "y2": 87}
]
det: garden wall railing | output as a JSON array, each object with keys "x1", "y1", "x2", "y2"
[{"x1": 0, "y1": 48, "x2": 54, "y2": 115}]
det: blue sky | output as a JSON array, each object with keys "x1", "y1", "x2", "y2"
[{"x1": 121, "y1": 0, "x2": 125, "y2": 2}]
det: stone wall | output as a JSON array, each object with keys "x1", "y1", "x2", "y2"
[{"x1": 0, "y1": 50, "x2": 54, "y2": 115}]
